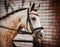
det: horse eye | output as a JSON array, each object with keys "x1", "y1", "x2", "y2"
[{"x1": 32, "y1": 17, "x2": 36, "y2": 20}]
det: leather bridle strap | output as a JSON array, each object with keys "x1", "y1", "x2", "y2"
[
  {"x1": 27, "y1": 9, "x2": 34, "y2": 33},
  {"x1": 0, "y1": 25, "x2": 22, "y2": 32},
  {"x1": 33, "y1": 27, "x2": 44, "y2": 31},
  {"x1": 0, "y1": 25, "x2": 17, "y2": 31},
  {"x1": 29, "y1": 13, "x2": 38, "y2": 16}
]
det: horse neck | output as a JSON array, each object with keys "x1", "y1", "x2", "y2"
[{"x1": 0, "y1": 10, "x2": 27, "y2": 47}]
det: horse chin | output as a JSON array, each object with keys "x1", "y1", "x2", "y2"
[
  {"x1": 34, "y1": 36, "x2": 43, "y2": 44},
  {"x1": 37, "y1": 38, "x2": 43, "y2": 43},
  {"x1": 32, "y1": 32, "x2": 43, "y2": 44}
]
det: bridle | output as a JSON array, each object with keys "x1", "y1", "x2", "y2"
[
  {"x1": 0, "y1": 8, "x2": 44, "y2": 37},
  {"x1": 27, "y1": 8, "x2": 44, "y2": 32},
  {"x1": 27, "y1": 9, "x2": 44, "y2": 39}
]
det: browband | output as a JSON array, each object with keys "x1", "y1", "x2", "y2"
[{"x1": 29, "y1": 13, "x2": 38, "y2": 16}]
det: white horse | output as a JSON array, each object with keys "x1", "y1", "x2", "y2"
[{"x1": 0, "y1": 5, "x2": 44, "y2": 47}]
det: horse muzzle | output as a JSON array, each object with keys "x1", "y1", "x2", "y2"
[{"x1": 32, "y1": 27, "x2": 44, "y2": 39}]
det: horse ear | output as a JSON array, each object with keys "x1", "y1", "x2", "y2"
[
  {"x1": 30, "y1": 3, "x2": 40, "y2": 12},
  {"x1": 37, "y1": 4, "x2": 40, "y2": 10},
  {"x1": 30, "y1": 3, "x2": 35, "y2": 11},
  {"x1": 35, "y1": 4, "x2": 40, "y2": 11}
]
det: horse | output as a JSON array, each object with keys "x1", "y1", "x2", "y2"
[{"x1": 0, "y1": 4, "x2": 44, "y2": 47}]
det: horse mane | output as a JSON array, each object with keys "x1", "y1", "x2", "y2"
[{"x1": 0, "y1": 8, "x2": 27, "y2": 20}]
